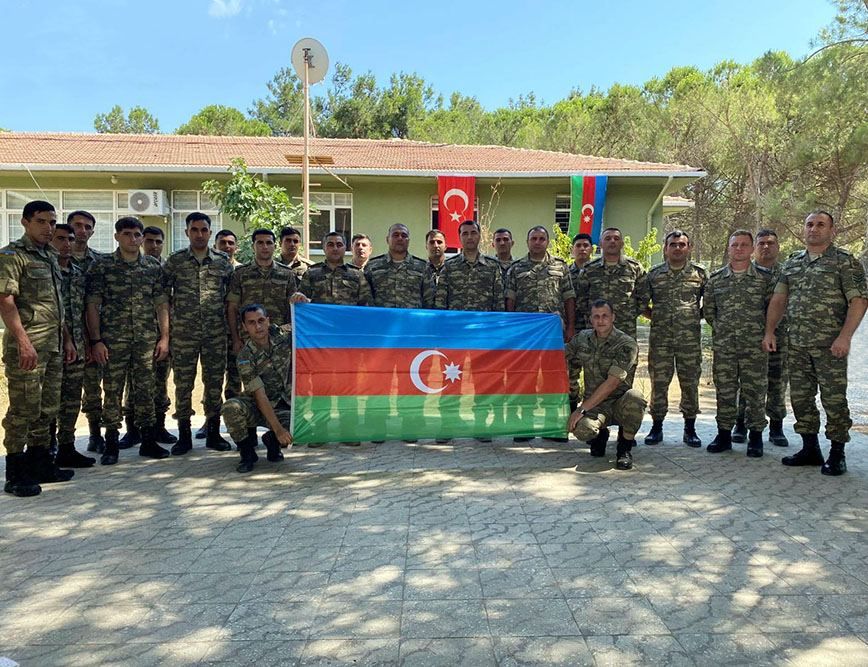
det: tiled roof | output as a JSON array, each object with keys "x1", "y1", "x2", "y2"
[{"x1": 0, "y1": 132, "x2": 703, "y2": 176}]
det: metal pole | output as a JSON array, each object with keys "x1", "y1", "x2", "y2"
[{"x1": 302, "y1": 48, "x2": 311, "y2": 260}]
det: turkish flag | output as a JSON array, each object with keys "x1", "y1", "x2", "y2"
[{"x1": 438, "y1": 176, "x2": 475, "y2": 248}]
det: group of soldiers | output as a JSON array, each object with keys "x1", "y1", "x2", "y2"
[{"x1": 1, "y1": 200, "x2": 865, "y2": 496}]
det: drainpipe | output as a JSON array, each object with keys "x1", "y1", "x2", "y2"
[{"x1": 646, "y1": 176, "x2": 673, "y2": 238}]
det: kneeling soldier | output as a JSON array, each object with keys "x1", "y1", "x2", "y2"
[{"x1": 221, "y1": 304, "x2": 293, "y2": 472}]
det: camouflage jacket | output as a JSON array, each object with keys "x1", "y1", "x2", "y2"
[
  {"x1": 505, "y1": 253, "x2": 575, "y2": 316},
  {"x1": 426, "y1": 260, "x2": 447, "y2": 308},
  {"x1": 281, "y1": 254, "x2": 314, "y2": 280},
  {"x1": 0, "y1": 234, "x2": 65, "y2": 352},
  {"x1": 565, "y1": 327, "x2": 638, "y2": 402},
  {"x1": 71, "y1": 246, "x2": 106, "y2": 274},
  {"x1": 704, "y1": 262, "x2": 774, "y2": 349},
  {"x1": 85, "y1": 250, "x2": 167, "y2": 343},
  {"x1": 576, "y1": 255, "x2": 649, "y2": 338},
  {"x1": 163, "y1": 246, "x2": 234, "y2": 335},
  {"x1": 776, "y1": 245, "x2": 868, "y2": 348},
  {"x1": 364, "y1": 253, "x2": 432, "y2": 309},
  {"x1": 226, "y1": 260, "x2": 297, "y2": 327},
  {"x1": 237, "y1": 324, "x2": 293, "y2": 407},
  {"x1": 754, "y1": 260, "x2": 787, "y2": 339},
  {"x1": 569, "y1": 261, "x2": 590, "y2": 330},
  {"x1": 60, "y1": 262, "x2": 87, "y2": 356},
  {"x1": 298, "y1": 261, "x2": 372, "y2": 305},
  {"x1": 645, "y1": 261, "x2": 708, "y2": 340},
  {"x1": 436, "y1": 253, "x2": 505, "y2": 311}
]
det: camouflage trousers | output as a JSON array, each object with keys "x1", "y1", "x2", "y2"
[
  {"x1": 571, "y1": 388, "x2": 646, "y2": 442},
  {"x1": 712, "y1": 344, "x2": 768, "y2": 431},
  {"x1": 80, "y1": 360, "x2": 103, "y2": 421},
  {"x1": 738, "y1": 338, "x2": 788, "y2": 422},
  {"x1": 647, "y1": 331, "x2": 702, "y2": 419},
  {"x1": 124, "y1": 357, "x2": 171, "y2": 419},
  {"x1": 172, "y1": 334, "x2": 227, "y2": 421},
  {"x1": 225, "y1": 333, "x2": 241, "y2": 399},
  {"x1": 2, "y1": 345, "x2": 62, "y2": 454},
  {"x1": 57, "y1": 359, "x2": 85, "y2": 446},
  {"x1": 221, "y1": 396, "x2": 291, "y2": 442},
  {"x1": 568, "y1": 366, "x2": 583, "y2": 406},
  {"x1": 102, "y1": 338, "x2": 156, "y2": 431},
  {"x1": 788, "y1": 345, "x2": 851, "y2": 443}
]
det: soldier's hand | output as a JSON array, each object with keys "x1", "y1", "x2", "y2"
[
  {"x1": 63, "y1": 339, "x2": 78, "y2": 365},
  {"x1": 762, "y1": 333, "x2": 777, "y2": 353},
  {"x1": 276, "y1": 427, "x2": 293, "y2": 448},
  {"x1": 568, "y1": 408, "x2": 583, "y2": 433},
  {"x1": 830, "y1": 335, "x2": 851, "y2": 358},
  {"x1": 289, "y1": 292, "x2": 310, "y2": 304},
  {"x1": 92, "y1": 342, "x2": 109, "y2": 365},
  {"x1": 154, "y1": 338, "x2": 170, "y2": 362},
  {"x1": 17, "y1": 338, "x2": 38, "y2": 371}
]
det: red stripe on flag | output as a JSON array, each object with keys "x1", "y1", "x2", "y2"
[
  {"x1": 579, "y1": 176, "x2": 596, "y2": 236},
  {"x1": 295, "y1": 348, "x2": 568, "y2": 397}
]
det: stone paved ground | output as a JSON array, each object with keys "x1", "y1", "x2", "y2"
[{"x1": 2, "y1": 414, "x2": 868, "y2": 666}]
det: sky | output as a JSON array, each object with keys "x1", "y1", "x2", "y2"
[{"x1": 0, "y1": 0, "x2": 838, "y2": 133}]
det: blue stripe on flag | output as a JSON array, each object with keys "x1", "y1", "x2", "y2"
[{"x1": 591, "y1": 175, "x2": 608, "y2": 245}]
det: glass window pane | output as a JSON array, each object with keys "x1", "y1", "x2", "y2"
[
  {"x1": 172, "y1": 191, "x2": 198, "y2": 210},
  {"x1": 199, "y1": 192, "x2": 220, "y2": 211},
  {"x1": 7, "y1": 190, "x2": 60, "y2": 210},
  {"x1": 334, "y1": 208, "x2": 352, "y2": 244},
  {"x1": 171, "y1": 212, "x2": 186, "y2": 251},
  {"x1": 333, "y1": 193, "x2": 352, "y2": 207},
  {"x1": 311, "y1": 193, "x2": 332, "y2": 207},
  {"x1": 62, "y1": 191, "x2": 114, "y2": 210},
  {"x1": 88, "y1": 213, "x2": 117, "y2": 253},
  {"x1": 309, "y1": 210, "x2": 331, "y2": 248},
  {"x1": 117, "y1": 192, "x2": 129, "y2": 209}
]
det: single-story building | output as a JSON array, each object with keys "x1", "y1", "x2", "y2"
[{"x1": 0, "y1": 132, "x2": 704, "y2": 257}]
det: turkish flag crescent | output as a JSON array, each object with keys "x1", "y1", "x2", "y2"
[{"x1": 438, "y1": 176, "x2": 475, "y2": 248}]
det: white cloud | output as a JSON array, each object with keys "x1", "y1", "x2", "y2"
[{"x1": 209, "y1": 0, "x2": 243, "y2": 18}]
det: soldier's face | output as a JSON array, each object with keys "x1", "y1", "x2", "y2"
[
  {"x1": 427, "y1": 234, "x2": 446, "y2": 261},
  {"x1": 493, "y1": 232, "x2": 513, "y2": 257},
  {"x1": 590, "y1": 305, "x2": 615, "y2": 336},
  {"x1": 804, "y1": 213, "x2": 835, "y2": 248},
  {"x1": 323, "y1": 235, "x2": 346, "y2": 263},
  {"x1": 143, "y1": 233, "x2": 164, "y2": 258},
  {"x1": 185, "y1": 220, "x2": 211, "y2": 251},
  {"x1": 387, "y1": 226, "x2": 410, "y2": 255},
  {"x1": 216, "y1": 235, "x2": 237, "y2": 257},
  {"x1": 571, "y1": 240, "x2": 592, "y2": 264},
  {"x1": 51, "y1": 228, "x2": 75, "y2": 259},
  {"x1": 281, "y1": 234, "x2": 301, "y2": 260},
  {"x1": 727, "y1": 234, "x2": 754, "y2": 263},
  {"x1": 115, "y1": 227, "x2": 144, "y2": 254},
  {"x1": 69, "y1": 215, "x2": 95, "y2": 244},
  {"x1": 23, "y1": 210, "x2": 57, "y2": 246},
  {"x1": 352, "y1": 238, "x2": 371, "y2": 261},
  {"x1": 666, "y1": 236, "x2": 690, "y2": 264},
  {"x1": 254, "y1": 235, "x2": 275, "y2": 262},
  {"x1": 242, "y1": 309, "x2": 270, "y2": 345},
  {"x1": 526, "y1": 230, "x2": 549, "y2": 256},
  {"x1": 459, "y1": 225, "x2": 480, "y2": 253},
  {"x1": 600, "y1": 231, "x2": 623, "y2": 256},
  {"x1": 755, "y1": 234, "x2": 780, "y2": 263}
]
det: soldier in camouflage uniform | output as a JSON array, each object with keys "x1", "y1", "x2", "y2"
[
  {"x1": 221, "y1": 304, "x2": 293, "y2": 473},
  {"x1": 506, "y1": 225, "x2": 576, "y2": 442},
  {"x1": 733, "y1": 229, "x2": 789, "y2": 447},
  {"x1": 434, "y1": 220, "x2": 505, "y2": 441},
  {"x1": 425, "y1": 229, "x2": 448, "y2": 308},
  {"x1": 566, "y1": 299, "x2": 646, "y2": 470},
  {"x1": 641, "y1": 230, "x2": 707, "y2": 448},
  {"x1": 68, "y1": 210, "x2": 107, "y2": 453},
  {"x1": 364, "y1": 224, "x2": 432, "y2": 441},
  {"x1": 50, "y1": 224, "x2": 96, "y2": 468},
  {"x1": 86, "y1": 217, "x2": 171, "y2": 465},
  {"x1": 211, "y1": 229, "x2": 242, "y2": 440},
  {"x1": 576, "y1": 227, "x2": 649, "y2": 341},
  {"x1": 704, "y1": 230, "x2": 775, "y2": 457},
  {"x1": 351, "y1": 233, "x2": 373, "y2": 269},
  {"x1": 163, "y1": 212, "x2": 234, "y2": 455},
  {"x1": 1, "y1": 201, "x2": 77, "y2": 496},
  {"x1": 491, "y1": 228, "x2": 515, "y2": 275},
  {"x1": 280, "y1": 226, "x2": 313, "y2": 280},
  {"x1": 764, "y1": 210, "x2": 868, "y2": 476},
  {"x1": 567, "y1": 232, "x2": 594, "y2": 413}
]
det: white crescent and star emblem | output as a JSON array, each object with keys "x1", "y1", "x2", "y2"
[
  {"x1": 443, "y1": 188, "x2": 469, "y2": 223},
  {"x1": 581, "y1": 203, "x2": 594, "y2": 225},
  {"x1": 409, "y1": 349, "x2": 462, "y2": 394}
]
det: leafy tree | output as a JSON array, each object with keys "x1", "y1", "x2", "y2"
[
  {"x1": 249, "y1": 67, "x2": 315, "y2": 136},
  {"x1": 94, "y1": 105, "x2": 160, "y2": 133},
  {"x1": 176, "y1": 105, "x2": 271, "y2": 136}
]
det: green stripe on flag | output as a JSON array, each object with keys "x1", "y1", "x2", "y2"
[
  {"x1": 292, "y1": 394, "x2": 569, "y2": 444},
  {"x1": 569, "y1": 175, "x2": 584, "y2": 237}
]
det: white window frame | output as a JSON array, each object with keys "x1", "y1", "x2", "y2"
[
  {"x1": 308, "y1": 192, "x2": 353, "y2": 255},
  {"x1": 554, "y1": 194, "x2": 571, "y2": 233},
  {"x1": 170, "y1": 190, "x2": 223, "y2": 252}
]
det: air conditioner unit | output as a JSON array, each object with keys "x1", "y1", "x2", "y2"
[{"x1": 128, "y1": 190, "x2": 170, "y2": 216}]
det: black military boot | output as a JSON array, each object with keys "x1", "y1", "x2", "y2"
[
  {"x1": 262, "y1": 431, "x2": 285, "y2": 462},
  {"x1": 588, "y1": 428, "x2": 610, "y2": 457},
  {"x1": 205, "y1": 416, "x2": 232, "y2": 451},
  {"x1": 4, "y1": 453, "x2": 41, "y2": 497},
  {"x1": 101, "y1": 429, "x2": 120, "y2": 465},
  {"x1": 171, "y1": 419, "x2": 193, "y2": 456},
  {"x1": 706, "y1": 428, "x2": 732, "y2": 453},
  {"x1": 615, "y1": 434, "x2": 634, "y2": 470},
  {"x1": 731, "y1": 417, "x2": 747, "y2": 443},
  {"x1": 138, "y1": 426, "x2": 170, "y2": 460},
  {"x1": 682, "y1": 418, "x2": 702, "y2": 448},
  {"x1": 821, "y1": 442, "x2": 847, "y2": 476},
  {"x1": 87, "y1": 418, "x2": 105, "y2": 453},
  {"x1": 768, "y1": 420, "x2": 789, "y2": 447},
  {"x1": 746, "y1": 430, "x2": 764, "y2": 458},
  {"x1": 55, "y1": 441, "x2": 96, "y2": 468},
  {"x1": 643, "y1": 419, "x2": 664, "y2": 445},
  {"x1": 235, "y1": 431, "x2": 259, "y2": 473},
  {"x1": 28, "y1": 447, "x2": 74, "y2": 483},
  {"x1": 48, "y1": 420, "x2": 58, "y2": 459},
  {"x1": 195, "y1": 422, "x2": 208, "y2": 440},
  {"x1": 153, "y1": 412, "x2": 178, "y2": 445},
  {"x1": 118, "y1": 415, "x2": 141, "y2": 449},
  {"x1": 782, "y1": 433, "x2": 824, "y2": 467}
]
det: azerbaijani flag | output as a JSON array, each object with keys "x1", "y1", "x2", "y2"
[
  {"x1": 291, "y1": 303, "x2": 569, "y2": 444},
  {"x1": 568, "y1": 175, "x2": 608, "y2": 244}
]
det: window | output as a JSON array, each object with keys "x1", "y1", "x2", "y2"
[
  {"x1": 309, "y1": 193, "x2": 352, "y2": 252},
  {"x1": 430, "y1": 195, "x2": 478, "y2": 251},
  {"x1": 170, "y1": 191, "x2": 223, "y2": 251},
  {"x1": 554, "y1": 194, "x2": 571, "y2": 233}
]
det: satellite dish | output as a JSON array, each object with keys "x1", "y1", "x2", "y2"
[{"x1": 291, "y1": 38, "x2": 329, "y2": 85}]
